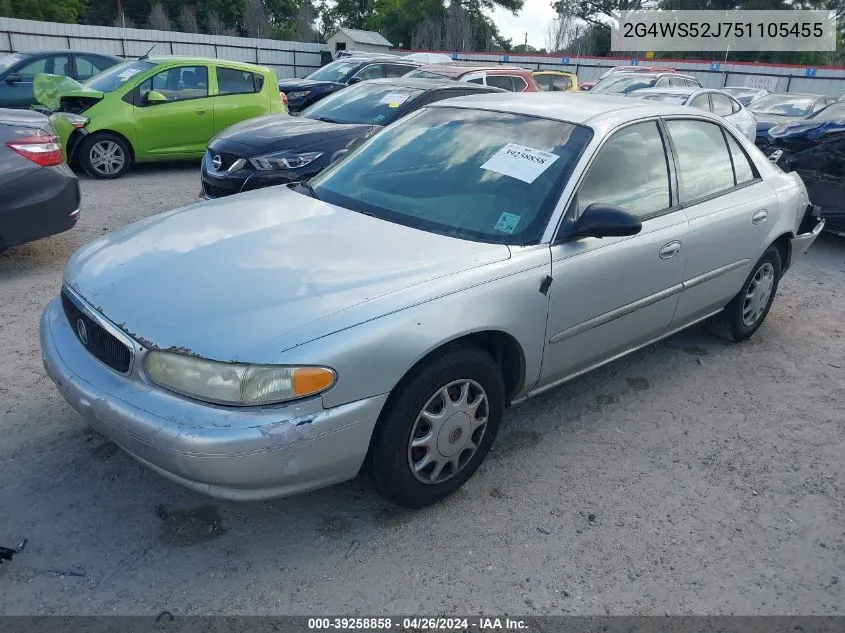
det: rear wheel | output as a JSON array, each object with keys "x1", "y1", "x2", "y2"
[
  {"x1": 706, "y1": 247, "x2": 782, "y2": 342},
  {"x1": 79, "y1": 133, "x2": 131, "y2": 179},
  {"x1": 368, "y1": 345, "x2": 505, "y2": 508}
]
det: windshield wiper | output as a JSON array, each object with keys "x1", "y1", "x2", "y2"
[
  {"x1": 313, "y1": 116, "x2": 340, "y2": 124},
  {"x1": 296, "y1": 180, "x2": 320, "y2": 200}
]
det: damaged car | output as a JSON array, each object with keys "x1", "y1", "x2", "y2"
[
  {"x1": 41, "y1": 94, "x2": 823, "y2": 508},
  {"x1": 748, "y1": 92, "x2": 837, "y2": 146},
  {"x1": 766, "y1": 102, "x2": 845, "y2": 236}
]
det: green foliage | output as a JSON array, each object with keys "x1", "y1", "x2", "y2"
[{"x1": 4, "y1": 0, "x2": 88, "y2": 23}]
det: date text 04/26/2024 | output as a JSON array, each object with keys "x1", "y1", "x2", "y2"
[{"x1": 307, "y1": 617, "x2": 529, "y2": 631}]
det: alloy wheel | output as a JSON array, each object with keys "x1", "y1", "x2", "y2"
[
  {"x1": 742, "y1": 262, "x2": 775, "y2": 327},
  {"x1": 89, "y1": 140, "x2": 126, "y2": 176}
]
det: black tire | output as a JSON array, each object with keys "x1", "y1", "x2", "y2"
[
  {"x1": 706, "y1": 247, "x2": 782, "y2": 342},
  {"x1": 368, "y1": 344, "x2": 505, "y2": 508},
  {"x1": 78, "y1": 132, "x2": 131, "y2": 179}
]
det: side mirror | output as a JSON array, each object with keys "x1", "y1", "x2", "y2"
[
  {"x1": 5, "y1": 72, "x2": 21, "y2": 85},
  {"x1": 570, "y1": 203, "x2": 642, "y2": 239},
  {"x1": 330, "y1": 149, "x2": 349, "y2": 164},
  {"x1": 144, "y1": 89, "x2": 168, "y2": 104},
  {"x1": 348, "y1": 76, "x2": 362, "y2": 85}
]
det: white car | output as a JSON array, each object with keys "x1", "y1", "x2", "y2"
[{"x1": 627, "y1": 87, "x2": 757, "y2": 142}]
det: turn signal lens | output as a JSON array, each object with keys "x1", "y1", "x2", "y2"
[{"x1": 293, "y1": 367, "x2": 336, "y2": 396}]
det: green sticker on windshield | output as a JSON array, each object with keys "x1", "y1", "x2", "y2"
[{"x1": 494, "y1": 212, "x2": 521, "y2": 234}]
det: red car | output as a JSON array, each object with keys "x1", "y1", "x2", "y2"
[
  {"x1": 581, "y1": 65, "x2": 675, "y2": 91},
  {"x1": 404, "y1": 64, "x2": 541, "y2": 92}
]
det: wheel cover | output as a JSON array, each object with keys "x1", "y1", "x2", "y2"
[
  {"x1": 742, "y1": 262, "x2": 775, "y2": 327},
  {"x1": 89, "y1": 140, "x2": 125, "y2": 176},
  {"x1": 407, "y1": 379, "x2": 489, "y2": 485}
]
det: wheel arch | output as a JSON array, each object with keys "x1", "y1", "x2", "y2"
[
  {"x1": 77, "y1": 129, "x2": 136, "y2": 164},
  {"x1": 770, "y1": 231, "x2": 793, "y2": 273}
]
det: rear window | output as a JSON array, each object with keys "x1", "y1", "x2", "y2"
[
  {"x1": 305, "y1": 60, "x2": 360, "y2": 83},
  {"x1": 630, "y1": 92, "x2": 689, "y2": 105},
  {"x1": 592, "y1": 75, "x2": 658, "y2": 94},
  {"x1": 301, "y1": 82, "x2": 424, "y2": 125},
  {"x1": 216, "y1": 67, "x2": 263, "y2": 95},
  {"x1": 310, "y1": 107, "x2": 593, "y2": 245},
  {"x1": 85, "y1": 60, "x2": 155, "y2": 92}
]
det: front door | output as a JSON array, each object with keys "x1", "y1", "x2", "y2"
[
  {"x1": 133, "y1": 64, "x2": 214, "y2": 156},
  {"x1": 665, "y1": 118, "x2": 782, "y2": 324},
  {"x1": 540, "y1": 120, "x2": 689, "y2": 385},
  {"x1": 1, "y1": 54, "x2": 70, "y2": 109}
]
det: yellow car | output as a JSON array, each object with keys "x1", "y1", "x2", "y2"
[{"x1": 532, "y1": 70, "x2": 578, "y2": 92}]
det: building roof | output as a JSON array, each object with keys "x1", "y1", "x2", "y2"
[{"x1": 332, "y1": 28, "x2": 392, "y2": 47}]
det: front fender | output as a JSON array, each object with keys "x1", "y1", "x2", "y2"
[{"x1": 275, "y1": 246, "x2": 553, "y2": 409}]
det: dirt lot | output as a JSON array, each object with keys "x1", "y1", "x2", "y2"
[{"x1": 0, "y1": 163, "x2": 843, "y2": 616}]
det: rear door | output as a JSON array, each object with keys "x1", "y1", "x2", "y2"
[
  {"x1": 133, "y1": 64, "x2": 214, "y2": 156},
  {"x1": 666, "y1": 118, "x2": 778, "y2": 324},
  {"x1": 212, "y1": 65, "x2": 267, "y2": 135}
]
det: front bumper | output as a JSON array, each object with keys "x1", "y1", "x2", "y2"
[
  {"x1": 40, "y1": 297, "x2": 387, "y2": 500},
  {"x1": 200, "y1": 154, "x2": 320, "y2": 199}
]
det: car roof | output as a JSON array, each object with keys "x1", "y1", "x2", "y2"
[
  {"x1": 146, "y1": 56, "x2": 271, "y2": 71},
  {"x1": 413, "y1": 63, "x2": 528, "y2": 78},
  {"x1": 534, "y1": 70, "x2": 576, "y2": 76},
  {"x1": 429, "y1": 91, "x2": 707, "y2": 126},
  {"x1": 361, "y1": 77, "x2": 503, "y2": 91},
  {"x1": 613, "y1": 71, "x2": 695, "y2": 79},
  {"x1": 631, "y1": 87, "x2": 704, "y2": 97},
  {"x1": 761, "y1": 92, "x2": 825, "y2": 98}
]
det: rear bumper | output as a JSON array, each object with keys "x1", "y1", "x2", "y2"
[
  {"x1": 0, "y1": 164, "x2": 80, "y2": 249},
  {"x1": 790, "y1": 204, "x2": 825, "y2": 264}
]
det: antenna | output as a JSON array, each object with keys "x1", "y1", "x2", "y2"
[{"x1": 139, "y1": 44, "x2": 157, "y2": 60}]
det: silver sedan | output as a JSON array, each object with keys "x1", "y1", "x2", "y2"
[{"x1": 41, "y1": 93, "x2": 824, "y2": 508}]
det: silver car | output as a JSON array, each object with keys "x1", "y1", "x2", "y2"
[
  {"x1": 626, "y1": 87, "x2": 757, "y2": 142},
  {"x1": 41, "y1": 93, "x2": 825, "y2": 508}
]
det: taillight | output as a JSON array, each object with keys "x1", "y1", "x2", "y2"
[
  {"x1": 280, "y1": 91, "x2": 289, "y2": 107},
  {"x1": 6, "y1": 134, "x2": 64, "y2": 167}
]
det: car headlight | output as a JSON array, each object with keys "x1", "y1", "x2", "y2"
[
  {"x1": 144, "y1": 351, "x2": 336, "y2": 406},
  {"x1": 249, "y1": 151, "x2": 323, "y2": 170},
  {"x1": 287, "y1": 90, "x2": 311, "y2": 99},
  {"x1": 58, "y1": 113, "x2": 89, "y2": 129}
]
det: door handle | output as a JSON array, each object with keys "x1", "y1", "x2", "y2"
[
  {"x1": 659, "y1": 241, "x2": 682, "y2": 260},
  {"x1": 195, "y1": 108, "x2": 207, "y2": 115},
  {"x1": 752, "y1": 209, "x2": 768, "y2": 225}
]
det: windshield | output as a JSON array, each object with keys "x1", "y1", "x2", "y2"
[
  {"x1": 592, "y1": 75, "x2": 658, "y2": 94},
  {"x1": 302, "y1": 83, "x2": 424, "y2": 125},
  {"x1": 0, "y1": 53, "x2": 25, "y2": 71},
  {"x1": 85, "y1": 60, "x2": 155, "y2": 92},
  {"x1": 310, "y1": 107, "x2": 592, "y2": 245},
  {"x1": 810, "y1": 103, "x2": 845, "y2": 121},
  {"x1": 305, "y1": 60, "x2": 361, "y2": 83},
  {"x1": 722, "y1": 88, "x2": 760, "y2": 105},
  {"x1": 749, "y1": 94, "x2": 814, "y2": 117},
  {"x1": 628, "y1": 91, "x2": 689, "y2": 104}
]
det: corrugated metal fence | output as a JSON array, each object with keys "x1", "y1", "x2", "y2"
[
  {"x1": 0, "y1": 17, "x2": 323, "y2": 79},
  {"x1": 447, "y1": 50, "x2": 845, "y2": 98}
]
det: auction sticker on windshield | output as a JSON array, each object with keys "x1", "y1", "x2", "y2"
[
  {"x1": 118, "y1": 68, "x2": 143, "y2": 81},
  {"x1": 379, "y1": 92, "x2": 411, "y2": 107},
  {"x1": 481, "y1": 143, "x2": 559, "y2": 184},
  {"x1": 494, "y1": 212, "x2": 521, "y2": 234}
]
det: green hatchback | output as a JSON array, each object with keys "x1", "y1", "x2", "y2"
[{"x1": 44, "y1": 56, "x2": 286, "y2": 179}]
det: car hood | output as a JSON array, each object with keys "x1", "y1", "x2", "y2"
[
  {"x1": 769, "y1": 118, "x2": 845, "y2": 141},
  {"x1": 209, "y1": 114, "x2": 373, "y2": 154},
  {"x1": 33, "y1": 74, "x2": 103, "y2": 111},
  {"x1": 278, "y1": 78, "x2": 344, "y2": 91},
  {"x1": 64, "y1": 187, "x2": 510, "y2": 362},
  {"x1": 752, "y1": 113, "x2": 805, "y2": 130}
]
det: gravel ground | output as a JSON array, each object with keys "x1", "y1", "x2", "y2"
[{"x1": 0, "y1": 163, "x2": 843, "y2": 616}]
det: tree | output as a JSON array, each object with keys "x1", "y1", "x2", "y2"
[
  {"x1": 245, "y1": 0, "x2": 268, "y2": 37},
  {"x1": 148, "y1": 2, "x2": 172, "y2": 29},
  {"x1": 5, "y1": 0, "x2": 88, "y2": 23},
  {"x1": 179, "y1": 5, "x2": 199, "y2": 31}
]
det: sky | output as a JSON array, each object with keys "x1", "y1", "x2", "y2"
[{"x1": 492, "y1": 0, "x2": 559, "y2": 50}]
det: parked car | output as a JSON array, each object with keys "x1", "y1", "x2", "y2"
[
  {"x1": 40, "y1": 56, "x2": 285, "y2": 179},
  {"x1": 533, "y1": 70, "x2": 578, "y2": 92},
  {"x1": 627, "y1": 87, "x2": 756, "y2": 141},
  {"x1": 589, "y1": 72, "x2": 700, "y2": 95},
  {"x1": 201, "y1": 77, "x2": 503, "y2": 199},
  {"x1": 41, "y1": 94, "x2": 823, "y2": 508},
  {"x1": 403, "y1": 52, "x2": 454, "y2": 64},
  {"x1": 748, "y1": 92, "x2": 837, "y2": 146},
  {"x1": 0, "y1": 108, "x2": 79, "y2": 251},
  {"x1": 404, "y1": 64, "x2": 541, "y2": 92},
  {"x1": 278, "y1": 56, "x2": 421, "y2": 113},
  {"x1": 721, "y1": 86, "x2": 770, "y2": 106},
  {"x1": 766, "y1": 102, "x2": 845, "y2": 236},
  {"x1": 0, "y1": 50, "x2": 121, "y2": 109},
  {"x1": 580, "y1": 65, "x2": 675, "y2": 91}
]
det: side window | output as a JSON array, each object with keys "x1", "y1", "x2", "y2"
[
  {"x1": 487, "y1": 75, "x2": 514, "y2": 91},
  {"x1": 15, "y1": 56, "x2": 46, "y2": 80},
  {"x1": 17, "y1": 55, "x2": 70, "y2": 80},
  {"x1": 725, "y1": 133, "x2": 756, "y2": 185},
  {"x1": 551, "y1": 75, "x2": 572, "y2": 91},
  {"x1": 353, "y1": 64, "x2": 383, "y2": 81},
  {"x1": 465, "y1": 77, "x2": 485, "y2": 85},
  {"x1": 534, "y1": 74, "x2": 551, "y2": 90},
  {"x1": 711, "y1": 93, "x2": 734, "y2": 116},
  {"x1": 668, "y1": 76, "x2": 684, "y2": 87},
  {"x1": 511, "y1": 76, "x2": 528, "y2": 92},
  {"x1": 655, "y1": 76, "x2": 670, "y2": 87},
  {"x1": 216, "y1": 67, "x2": 259, "y2": 95},
  {"x1": 138, "y1": 66, "x2": 209, "y2": 103},
  {"x1": 665, "y1": 119, "x2": 735, "y2": 203},
  {"x1": 75, "y1": 55, "x2": 113, "y2": 80},
  {"x1": 689, "y1": 93, "x2": 712, "y2": 111},
  {"x1": 687, "y1": 78, "x2": 701, "y2": 87},
  {"x1": 576, "y1": 121, "x2": 672, "y2": 220},
  {"x1": 383, "y1": 64, "x2": 415, "y2": 77}
]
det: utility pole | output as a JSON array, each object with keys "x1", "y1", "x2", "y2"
[
  {"x1": 117, "y1": 0, "x2": 126, "y2": 27},
  {"x1": 524, "y1": 32, "x2": 528, "y2": 48}
]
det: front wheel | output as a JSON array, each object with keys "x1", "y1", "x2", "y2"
[
  {"x1": 706, "y1": 247, "x2": 782, "y2": 342},
  {"x1": 368, "y1": 345, "x2": 505, "y2": 508},
  {"x1": 78, "y1": 133, "x2": 131, "y2": 179}
]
